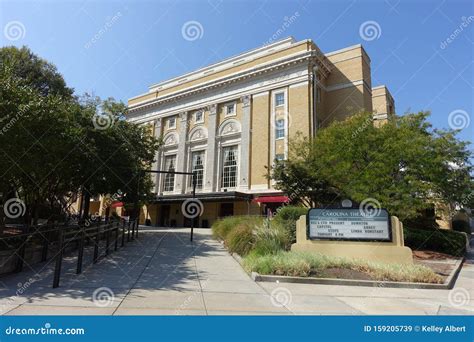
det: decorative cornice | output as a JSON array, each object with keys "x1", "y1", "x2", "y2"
[{"x1": 128, "y1": 50, "x2": 324, "y2": 113}]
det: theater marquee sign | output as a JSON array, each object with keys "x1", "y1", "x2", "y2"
[{"x1": 307, "y1": 208, "x2": 391, "y2": 242}]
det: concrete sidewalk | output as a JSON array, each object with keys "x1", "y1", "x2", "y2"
[{"x1": 0, "y1": 227, "x2": 472, "y2": 315}]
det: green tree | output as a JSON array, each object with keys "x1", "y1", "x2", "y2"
[
  {"x1": 75, "y1": 94, "x2": 160, "y2": 220},
  {"x1": 0, "y1": 46, "x2": 160, "y2": 228},
  {"x1": 269, "y1": 112, "x2": 473, "y2": 221},
  {"x1": 0, "y1": 46, "x2": 73, "y2": 97}
]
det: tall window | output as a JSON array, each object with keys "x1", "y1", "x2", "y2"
[
  {"x1": 190, "y1": 151, "x2": 204, "y2": 190},
  {"x1": 221, "y1": 146, "x2": 238, "y2": 188},
  {"x1": 275, "y1": 92, "x2": 285, "y2": 107},
  {"x1": 275, "y1": 118, "x2": 285, "y2": 139},
  {"x1": 163, "y1": 155, "x2": 176, "y2": 192}
]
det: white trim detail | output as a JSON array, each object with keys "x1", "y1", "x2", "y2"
[
  {"x1": 218, "y1": 119, "x2": 241, "y2": 137},
  {"x1": 163, "y1": 131, "x2": 179, "y2": 146},
  {"x1": 188, "y1": 125, "x2": 208, "y2": 142},
  {"x1": 289, "y1": 80, "x2": 309, "y2": 88}
]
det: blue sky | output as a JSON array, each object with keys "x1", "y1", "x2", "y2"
[{"x1": 1, "y1": 0, "x2": 473, "y2": 142}]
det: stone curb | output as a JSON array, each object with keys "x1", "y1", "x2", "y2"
[
  {"x1": 250, "y1": 258, "x2": 464, "y2": 290},
  {"x1": 224, "y1": 239, "x2": 465, "y2": 290}
]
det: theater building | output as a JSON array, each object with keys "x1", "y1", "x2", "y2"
[{"x1": 126, "y1": 37, "x2": 395, "y2": 227}]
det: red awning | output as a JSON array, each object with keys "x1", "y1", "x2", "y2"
[
  {"x1": 111, "y1": 201, "x2": 124, "y2": 208},
  {"x1": 253, "y1": 196, "x2": 289, "y2": 203}
]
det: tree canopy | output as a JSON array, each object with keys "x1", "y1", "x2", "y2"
[
  {"x1": 269, "y1": 112, "x2": 473, "y2": 221},
  {"x1": 0, "y1": 46, "x2": 160, "y2": 226}
]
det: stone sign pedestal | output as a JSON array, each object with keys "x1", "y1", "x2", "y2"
[{"x1": 291, "y1": 215, "x2": 413, "y2": 265}]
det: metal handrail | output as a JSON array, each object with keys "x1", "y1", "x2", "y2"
[{"x1": 0, "y1": 218, "x2": 139, "y2": 288}]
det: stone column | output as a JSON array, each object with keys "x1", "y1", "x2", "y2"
[
  {"x1": 175, "y1": 112, "x2": 188, "y2": 194},
  {"x1": 153, "y1": 118, "x2": 162, "y2": 194},
  {"x1": 239, "y1": 95, "x2": 251, "y2": 191},
  {"x1": 204, "y1": 104, "x2": 218, "y2": 192}
]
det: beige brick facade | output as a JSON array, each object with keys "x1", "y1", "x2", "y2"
[{"x1": 126, "y1": 37, "x2": 395, "y2": 226}]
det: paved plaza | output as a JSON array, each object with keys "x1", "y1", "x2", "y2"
[{"x1": 0, "y1": 227, "x2": 473, "y2": 315}]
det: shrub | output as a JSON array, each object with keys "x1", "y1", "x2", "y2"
[
  {"x1": 243, "y1": 251, "x2": 443, "y2": 283},
  {"x1": 212, "y1": 216, "x2": 263, "y2": 240},
  {"x1": 452, "y1": 220, "x2": 471, "y2": 234},
  {"x1": 404, "y1": 226, "x2": 467, "y2": 257},
  {"x1": 252, "y1": 221, "x2": 290, "y2": 255},
  {"x1": 226, "y1": 224, "x2": 255, "y2": 256},
  {"x1": 273, "y1": 205, "x2": 308, "y2": 243}
]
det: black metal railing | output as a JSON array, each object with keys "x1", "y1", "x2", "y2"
[{"x1": 0, "y1": 218, "x2": 139, "y2": 288}]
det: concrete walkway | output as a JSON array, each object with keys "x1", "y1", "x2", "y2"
[{"x1": 0, "y1": 227, "x2": 472, "y2": 315}]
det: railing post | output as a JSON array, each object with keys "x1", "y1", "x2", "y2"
[
  {"x1": 41, "y1": 231, "x2": 49, "y2": 262},
  {"x1": 135, "y1": 220, "x2": 138, "y2": 239},
  {"x1": 105, "y1": 223, "x2": 110, "y2": 256},
  {"x1": 15, "y1": 235, "x2": 28, "y2": 272},
  {"x1": 53, "y1": 229, "x2": 64, "y2": 288},
  {"x1": 114, "y1": 222, "x2": 119, "y2": 251},
  {"x1": 127, "y1": 220, "x2": 131, "y2": 242},
  {"x1": 76, "y1": 225, "x2": 85, "y2": 274},
  {"x1": 93, "y1": 222, "x2": 100, "y2": 264},
  {"x1": 121, "y1": 220, "x2": 126, "y2": 247},
  {"x1": 131, "y1": 219, "x2": 135, "y2": 240}
]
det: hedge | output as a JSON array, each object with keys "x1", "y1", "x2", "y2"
[{"x1": 403, "y1": 226, "x2": 467, "y2": 257}]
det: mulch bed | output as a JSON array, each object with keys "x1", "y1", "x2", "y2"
[
  {"x1": 413, "y1": 250, "x2": 454, "y2": 260},
  {"x1": 413, "y1": 250, "x2": 462, "y2": 279}
]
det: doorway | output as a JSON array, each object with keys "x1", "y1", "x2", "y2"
[
  {"x1": 219, "y1": 202, "x2": 234, "y2": 217},
  {"x1": 159, "y1": 205, "x2": 170, "y2": 226}
]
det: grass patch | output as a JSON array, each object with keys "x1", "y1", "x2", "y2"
[
  {"x1": 212, "y1": 216, "x2": 289, "y2": 257},
  {"x1": 243, "y1": 251, "x2": 444, "y2": 284},
  {"x1": 212, "y1": 216, "x2": 264, "y2": 240},
  {"x1": 226, "y1": 224, "x2": 255, "y2": 256},
  {"x1": 252, "y1": 221, "x2": 290, "y2": 255}
]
